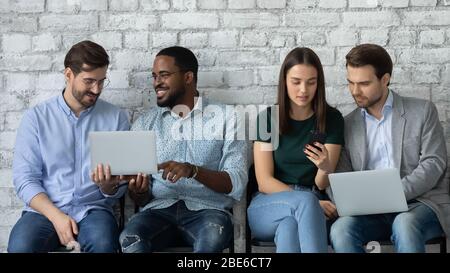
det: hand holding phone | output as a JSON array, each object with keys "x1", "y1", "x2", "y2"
[
  {"x1": 308, "y1": 130, "x2": 326, "y2": 151},
  {"x1": 304, "y1": 130, "x2": 332, "y2": 173}
]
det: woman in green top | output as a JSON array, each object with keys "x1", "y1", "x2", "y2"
[{"x1": 247, "y1": 47, "x2": 345, "y2": 252}]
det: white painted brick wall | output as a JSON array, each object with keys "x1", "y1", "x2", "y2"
[
  {"x1": 141, "y1": 0, "x2": 171, "y2": 11},
  {"x1": 100, "y1": 14, "x2": 158, "y2": 31},
  {"x1": 0, "y1": 170, "x2": 13, "y2": 188},
  {"x1": 382, "y1": 0, "x2": 409, "y2": 8},
  {"x1": 0, "y1": 132, "x2": 15, "y2": 151},
  {"x1": 404, "y1": 11, "x2": 450, "y2": 26},
  {"x1": 210, "y1": 31, "x2": 239, "y2": 48},
  {"x1": 343, "y1": 11, "x2": 400, "y2": 27},
  {"x1": 172, "y1": 0, "x2": 197, "y2": 11},
  {"x1": 161, "y1": 13, "x2": 219, "y2": 29},
  {"x1": 124, "y1": 32, "x2": 150, "y2": 49},
  {"x1": 36, "y1": 73, "x2": 64, "y2": 91},
  {"x1": 223, "y1": 13, "x2": 280, "y2": 28},
  {"x1": 5, "y1": 73, "x2": 35, "y2": 92},
  {"x1": 390, "y1": 29, "x2": 416, "y2": 46},
  {"x1": 0, "y1": 1, "x2": 449, "y2": 253},
  {"x1": 410, "y1": 0, "x2": 437, "y2": 6},
  {"x1": 0, "y1": 16, "x2": 37, "y2": 32},
  {"x1": 9, "y1": 0, "x2": 45, "y2": 13},
  {"x1": 91, "y1": 32, "x2": 123, "y2": 50},
  {"x1": 180, "y1": 32, "x2": 208, "y2": 48},
  {"x1": 152, "y1": 32, "x2": 178, "y2": 48},
  {"x1": 420, "y1": 30, "x2": 446, "y2": 46},
  {"x1": 40, "y1": 15, "x2": 99, "y2": 32},
  {"x1": 229, "y1": 0, "x2": 256, "y2": 9},
  {"x1": 2, "y1": 34, "x2": 31, "y2": 53},
  {"x1": 349, "y1": 0, "x2": 378, "y2": 8},
  {"x1": 241, "y1": 31, "x2": 267, "y2": 47},
  {"x1": 327, "y1": 28, "x2": 358, "y2": 47},
  {"x1": 224, "y1": 70, "x2": 254, "y2": 87},
  {"x1": 109, "y1": 0, "x2": 138, "y2": 11},
  {"x1": 47, "y1": 0, "x2": 81, "y2": 13},
  {"x1": 286, "y1": 12, "x2": 340, "y2": 27},
  {"x1": 80, "y1": 0, "x2": 107, "y2": 11},
  {"x1": 257, "y1": 0, "x2": 286, "y2": 9},
  {"x1": 198, "y1": 71, "x2": 224, "y2": 88},
  {"x1": 318, "y1": 0, "x2": 347, "y2": 9},
  {"x1": 360, "y1": 29, "x2": 389, "y2": 46},
  {"x1": 32, "y1": 33, "x2": 61, "y2": 52},
  {"x1": 291, "y1": 0, "x2": 316, "y2": 9},
  {"x1": 198, "y1": 0, "x2": 226, "y2": 10}
]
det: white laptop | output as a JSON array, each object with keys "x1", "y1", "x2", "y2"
[
  {"x1": 89, "y1": 131, "x2": 158, "y2": 175},
  {"x1": 328, "y1": 169, "x2": 408, "y2": 217}
]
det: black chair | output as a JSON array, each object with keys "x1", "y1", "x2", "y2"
[
  {"x1": 118, "y1": 195, "x2": 126, "y2": 232},
  {"x1": 245, "y1": 164, "x2": 447, "y2": 253}
]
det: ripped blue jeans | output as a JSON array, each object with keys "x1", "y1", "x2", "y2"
[{"x1": 119, "y1": 201, "x2": 232, "y2": 253}]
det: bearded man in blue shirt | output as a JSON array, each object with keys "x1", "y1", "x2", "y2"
[{"x1": 8, "y1": 41, "x2": 130, "y2": 253}]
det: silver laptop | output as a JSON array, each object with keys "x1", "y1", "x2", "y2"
[
  {"x1": 328, "y1": 169, "x2": 408, "y2": 217},
  {"x1": 89, "y1": 131, "x2": 157, "y2": 175}
]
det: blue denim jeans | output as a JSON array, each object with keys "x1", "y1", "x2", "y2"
[
  {"x1": 330, "y1": 201, "x2": 444, "y2": 253},
  {"x1": 119, "y1": 201, "x2": 232, "y2": 253},
  {"x1": 7, "y1": 209, "x2": 120, "y2": 253},
  {"x1": 247, "y1": 185, "x2": 328, "y2": 253}
]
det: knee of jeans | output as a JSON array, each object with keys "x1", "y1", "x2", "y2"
[
  {"x1": 196, "y1": 221, "x2": 231, "y2": 252},
  {"x1": 275, "y1": 216, "x2": 298, "y2": 236},
  {"x1": 119, "y1": 231, "x2": 144, "y2": 252},
  {"x1": 330, "y1": 216, "x2": 355, "y2": 243},
  {"x1": 292, "y1": 191, "x2": 321, "y2": 211},
  {"x1": 392, "y1": 213, "x2": 420, "y2": 237}
]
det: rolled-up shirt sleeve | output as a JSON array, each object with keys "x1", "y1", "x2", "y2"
[
  {"x1": 13, "y1": 111, "x2": 46, "y2": 206},
  {"x1": 220, "y1": 138, "x2": 249, "y2": 201},
  {"x1": 100, "y1": 184, "x2": 128, "y2": 199}
]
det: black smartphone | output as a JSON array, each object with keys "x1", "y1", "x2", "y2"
[{"x1": 308, "y1": 130, "x2": 327, "y2": 151}]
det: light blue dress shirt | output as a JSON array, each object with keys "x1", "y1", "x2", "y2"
[
  {"x1": 131, "y1": 97, "x2": 249, "y2": 214},
  {"x1": 362, "y1": 90, "x2": 395, "y2": 170},
  {"x1": 13, "y1": 92, "x2": 130, "y2": 222}
]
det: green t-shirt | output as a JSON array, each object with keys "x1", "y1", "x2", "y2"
[{"x1": 256, "y1": 106, "x2": 345, "y2": 187}]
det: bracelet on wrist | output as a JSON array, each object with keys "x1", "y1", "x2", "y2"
[
  {"x1": 192, "y1": 165, "x2": 198, "y2": 179},
  {"x1": 188, "y1": 163, "x2": 198, "y2": 179}
]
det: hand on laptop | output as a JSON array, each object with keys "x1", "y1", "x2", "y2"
[
  {"x1": 304, "y1": 142, "x2": 332, "y2": 174},
  {"x1": 90, "y1": 163, "x2": 125, "y2": 195},
  {"x1": 158, "y1": 161, "x2": 195, "y2": 183},
  {"x1": 319, "y1": 200, "x2": 338, "y2": 220}
]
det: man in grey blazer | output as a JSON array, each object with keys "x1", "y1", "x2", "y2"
[{"x1": 329, "y1": 44, "x2": 449, "y2": 253}]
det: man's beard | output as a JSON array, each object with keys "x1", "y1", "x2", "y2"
[
  {"x1": 353, "y1": 93, "x2": 383, "y2": 109},
  {"x1": 72, "y1": 87, "x2": 99, "y2": 108},
  {"x1": 156, "y1": 85, "x2": 185, "y2": 108}
]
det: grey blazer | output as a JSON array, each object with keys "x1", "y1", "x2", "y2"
[{"x1": 331, "y1": 91, "x2": 450, "y2": 237}]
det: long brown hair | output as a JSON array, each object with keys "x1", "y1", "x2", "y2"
[{"x1": 277, "y1": 47, "x2": 330, "y2": 135}]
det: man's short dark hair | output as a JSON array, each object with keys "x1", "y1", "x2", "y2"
[
  {"x1": 64, "y1": 40, "x2": 109, "y2": 75},
  {"x1": 346, "y1": 44, "x2": 393, "y2": 84},
  {"x1": 156, "y1": 46, "x2": 199, "y2": 83}
]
